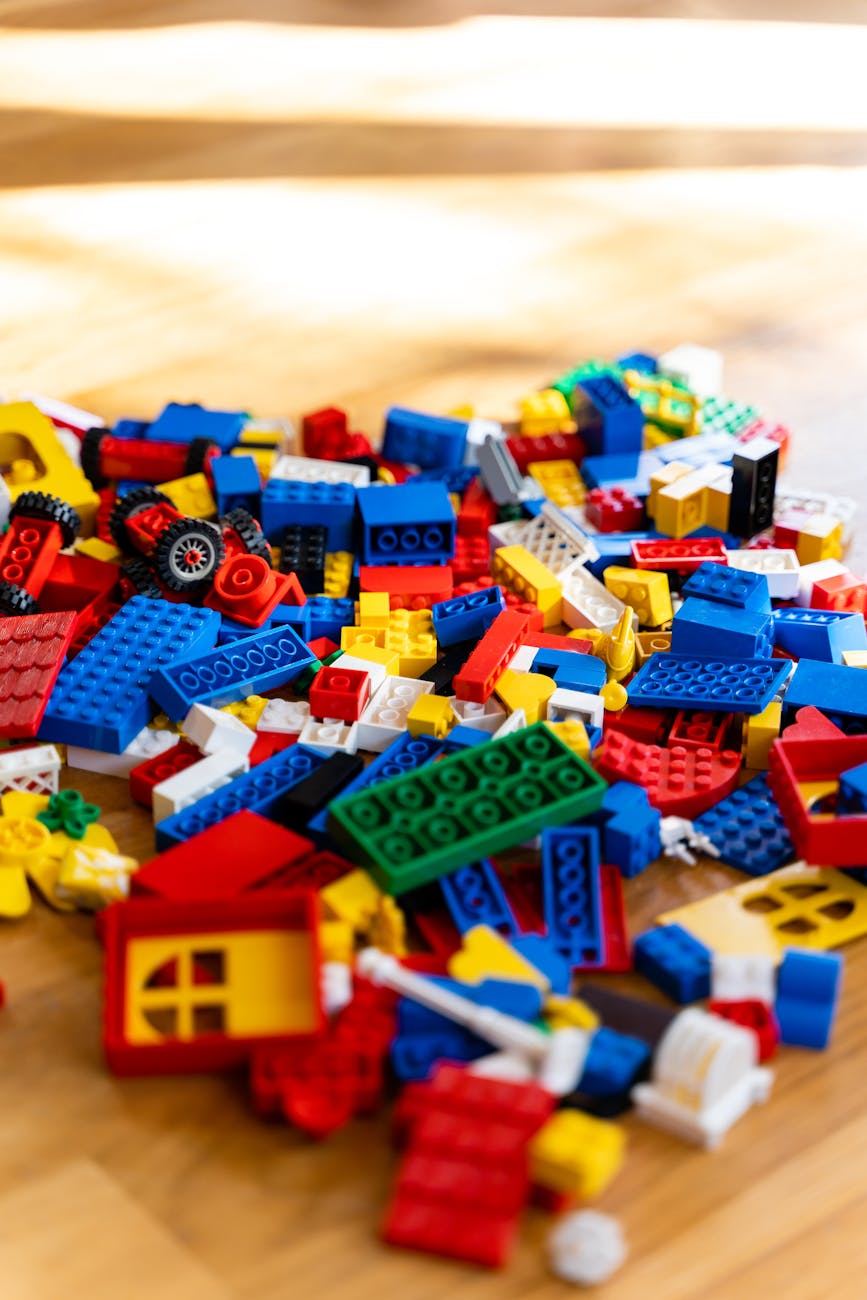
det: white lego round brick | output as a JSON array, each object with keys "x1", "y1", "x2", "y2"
[{"x1": 548, "y1": 1211, "x2": 627, "y2": 1286}]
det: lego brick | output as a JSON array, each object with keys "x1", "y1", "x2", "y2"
[
  {"x1": 129, "y1": 740, "x2": 202, "y2": 809},
  {"x1": 330, "y1": 722, "x2": 607, "y2": 895},
  {"x1": 183, "y1": 703, "x2": 256, "y2": 758},
  {"x1": 585, "y1": 487, "x2": 644, "y2": 533},
  {"x1": 358, "y1": 564, "x2": 453, "y2": 609},
  {"x1": 439, "y1": 860, "x2": 519, "y2": 938},
  {"x1": 782, "y1": 659, "x2": 867, "y2": 731},
  {"x1": 406, "y1": 693, "x2": 457, "y2": 738},
  {"x1": 773, "y1": 608, "x2": 867, "y2": 664},
  {"x1": 693, "y1": 774, "x2": 794, "y2": 876},
  {"x1": 599, "y1": 780, "x2": 662, "y2": 878},
  {"x1": 149, "y1": 624, "x2": 316, "y2": 721},
  {"x1": 308, "y1": 664, "x2": 372, "y2": 723},
  {"x1": 477, "y1": 436, "x2": 537, "y2": 505},
  {"x1": 382, "y1": 406, "x2": 468, "y2": 469},
  {"x1": 603, "y1": 566, "x2": 672, "y2": 628},
  {"x1": 671, "y1": 598, "x2": 774, "y2": 660},
  {"x1": 595, "y1": 731, "x2": 741, "y2": 818},
  {"x1": 519, "y1": 387, "x2": 574, "y2": 436},
  {"x1": 453, "y1": 609, "x2": 529, "y2": 703},
  {"x1": 39, "y1": 598, "x2": 220, "y2": 753},
  {"x1": 276, "y1": 752, "x2": 366, "y2": 832},
  {"x1": 541, "y1": 827, "x2": 605, "y2": 967},
  {"x1": 682, "y1": 560, "x2": 770, "y2": 612},
  {"x1": 774, "y1": 947, "x2": 843, "y2": 1050},
  {"x1": 204, "y1": 553, "x2": 301, "y2": 628},
  {"x1": 572, "y1": 376, "x2": 644, "y2": 456},
  {"x1": 0, "y1": 610, "x2": 77, "y2": 739},
  {"x1": 431, "y1": 585, "x2": 506, "y2": 648},
  {"x1": 260, "y1": 478, "x2": 357, "y2": 551},
  {"x1": 147, "y1": 401, "x2": 247, "y2": 450},
  {"x1": 506, "y1": 432, "x2": 585, "y2": 475},
  {"x1": 356, "y1": 482, "x2": 456, "y2": 566},
  {"x1": 531, "y1": 649, "x2": 606, "y2": 694},
  {"x1": 633, "y1": 924, "x2": 712, "y2": 1003},
  {"x1": 560, "y1": 563, "x2": 629, "y2": 634},
  {"x1": 729, "y1": 436, "x2": 778, "y2": 537},
  {"x1": 577, "y1": 1025, "x2": 651, "y2": 1100},
  {"x1": 0, "y1": 401, "x2": 100, "y2": 533},
  {"x1": 151, "y1": 750, "x2": 250, "y2": 824},
  {"x1": 631, "y1": 536, "x2": 728, "y2": 574},
  {"x1": 297, "y1": 717, "x2": 359, "y2": 755},
  {"x1": 527, "y1": 459, "x2": 585, "y2": 509},
  {"x1": 668, "y1": 710, "x2": 732, "y2": 753},
  {"x1": 627, "y1": 652, "x2": 789, "y2": 715}
]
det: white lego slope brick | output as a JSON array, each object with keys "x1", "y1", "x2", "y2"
[
  {"x1": 356, "y1": 677, "x2": 433, "y2": 752},
  {"x1": 298, "y1": 718, "x2": 359, "y2": 755},
  {"x1": 67, "y1": 727, "x2": 177, "y2": 779},
  {"x1": 183, "y1": 704, "x2": 256, "y2": 758},
  {"x1": 727, "y1": 548, "x2": 800, "y2": 600},
  {"x1": 257, "y1": 697, "x2": 310, "y2": 735},
  {"x1": 152, "y1": 750, "x2": 250, "y2": 824},
  {"x1": 659, "y1": 343, "x2": 724, "y2": 399},
  {"x1": 560, "y1": 562, "x2": 636, "y2": 634},
  {"x1": 0, "y1": 744, "x2": 62, "y2": 795},
  {"x1": 268, "y1": 453, "x2": 370, "y2": 488},
  {"x1": 547, "y1": 687, "x2": 604, "y2": 730}
]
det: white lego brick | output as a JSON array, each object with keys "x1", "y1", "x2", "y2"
[
  {"x1": 450, "y1": 697, "x2": 508, "y2": 732},
  {"x1": 0, "y1": 743, "x2": 62, "y2": 795},
  {"x1": 22, "y1": 391, "x2": 105, "y2": 433},
  {"x1": 711, "y1": 953, "x2": 777, "y2": 1005},
  {"x1": 463, "y1": 417, "x2": 505, "y2": 466},
  {"x1": 491, "y1": 708, "x2": 527, "y2": 740},
  {"x1": 560, "y1": 563, "x2": 635, "y2": 634},
  {"x1": 183, "y1": 703, "x2": 256, "y2": 758},
  {"x1": 547, "y1": 687, "x2": 604, "y2": 730},
  {"x1": 335, "y1": 652, "x2": 388, "y2": 694},
  {"x1": 67, "y1": 726, "x2": 177, "y2": 779},
  {"x1": 268, "y1": 453, "x2": 370, "y2": 488},
  {"x1": 257, "y1": 697, "x2": 310, "y2": 735},
  {"x1": 152, "y1": 750, "x2": 250, "y2": 824},
  {"x1": 241, "y1": 416, "x2": 298, "y2": 456},
  {"x1": 795, "y1": 559, "x2": 848, "y2": 607},
  {"x1": 298, "y1": 718, "x2": 359, "y2": 755},
  {"x1": 727, "y1": 548, "x2": 800, "y2": 600},
  {"x1": 658, "y1": 343, "x2": 724, "y2": 398},
  {"x1": 506, "y1": 644, "x2": 538, "y2": 674},
  {"x1": 356, "y1": 677, "x2": 433, "y2": 752}
]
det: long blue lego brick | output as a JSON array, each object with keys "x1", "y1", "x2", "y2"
[
  {"x1": 355, "y1": 481, "x2": 456, "y2": 566},
  {"x1": 541, "y1": 826, "x2": 605, "y2": 967},
  {"x1": 627, "y1": 652, "x2": 790, "y2": 715},
  {"x1": 307, "y1": 732, "x2": 444, "y2": 838},
  {"x1": 155, "y1": 743, "x2": 326, "y2": 849},
  {"x1": 149, "y1": 622, "x2": 316, "y2": 721},
  {"x1": 440, "y1": 859, "x2": 519, "y2": 938},
  {"x1": 693, "y1": 773, "x2": 794, "y2": 876},
  {"x1": 38, "y1": 597, "x2": 220, "y2": 753}
]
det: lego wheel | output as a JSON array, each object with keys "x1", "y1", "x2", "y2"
[
  {"x1": 9, "y1": 490, "x2": 82, "y2": 548},
  {"x1": 219, "y1": 507, "x2": 273, "y2": 563},
  {"x1": 184, "y1": 437, "x2": 219, "y2": 477},
  {"x1": 80, "y1": 426, "x2": 107, "y2": 489},
  {"x1": 120, "y1": 558, "x2": 163, "y2": 600},
  {"x1": 154, "y1": 518, "x2": 225, "y2": 592},
  {"x1": 0, "y1": 580, "x2": 39, "y2": 617},
  {"x1": 109, "y1": 485, "x2": 173, "y2": 553}
]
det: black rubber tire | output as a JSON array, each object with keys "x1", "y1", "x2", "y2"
[
  {"x1": 184, "y1": 437, "x2": 219, "y2": 477},
  {"x1": 120, "y1": 558, "x2": 163, "y2": 600},
  {"x1": 10, "y1": 490, "x2": 82, "y2": 548},
  {"x1": 0, "y1": 579, "x2": 39, "y2": 616},
  {"x1": 219, "y1": 507, "x2": 273, "y2": 563},
  {"x1": 153, "y1": 518, "x2": 225, "y2": 592},
  {"x1": 109, "y1": 485, "x2": 173, "y2": 553},
  {"x1": 80, "y1": 426, "x2": 107, "y2": 489}
]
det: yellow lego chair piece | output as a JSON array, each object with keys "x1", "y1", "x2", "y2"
[
  {"x1": 530, "y1": 1109, "x2": 626, "y2": 1199},
  {"x1": 491, "y1": 544, "x2": 562, "y2": 627},
  {"x1": 603, "y1": 567, "x2": 673, "y2": 628},
  {"x1": 0, "y1": 401, "x2": 100, "y2": 533}
]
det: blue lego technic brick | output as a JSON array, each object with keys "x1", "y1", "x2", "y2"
[
  {"x1": 531, "y1": 649, "x2": 607, "y2": 695},
  {"x1": 356, "y1": 482, "x2": 456, "y2": 566},
  {"x1": 155, "y1": 743, "x2": 326, "y2": 848},
  {"x1": 627, "y1": 652, "x2": 789, "y2": 715},
  {"x1": 773, "y1": 608, "x2": 867, "y2": 664},
  {"x1": 149, "y1": 623, "x2": 316, "y2": 720},
  {"x1": 307, "y1": 732, "x2": 444, "y2": 838},
  {"x1": 541, "y1": 826, "x2": 605, "y2": 968},
  {"x1": 382, "y1": 406, "x2": 469, "y2": 470},
  {"x1": 147, "y1": 401, "x2": 247, "y2": 450},
  {"x1": 839, "y1": 761, "x2": 867, "y2": 814},
  {"x1": 670, "y1": 597, "x2": 774, "y2": 660},
  {"x1": 39, "y1": 597, "x2": 220, "y2": 753},
  {"x1": 693, "y1": 773, "x2": 794, "y2": 876},
  {"x1": 782, "y1": 659, "x2": 867, "y2": 732},
  {"x1": 260, "y1": 478, "x2": 357, "y2": 552},
  {"x1": 586, "y1": 533, "x2": 654, "y2": 580},
  {"x1": 211, "y1": 454, "x2": 262, "y2": 516},
  {"x1": 775, "y1": 948, "x2": 843, "y2": 1050},
  {"x1": 577, "y1": 1026, "x2": 651, "y2": 1098},
  {"x1": 431, "y1": 585, "x2": 506, "y2": 648},
  {"x1": 633, "y1": 924, "x2": 711, "y2": 1003},
  {"x1": 616, "y1": 350, "x2": 657, "y2": 373},
  {"x1": 510, "y1": 933, "x2": 572, "y2": 994},
  {"x1": 410, "y1": 465, "x2": 479, "y2": 493},
  {"x1": 440, "y1": 859, "x2": 520, "y2": 938},
  {"x1": 573, "y1": 375, "x2": 644, "y2": 456},
  {"x1": 440, "y1": 725, "x2": 490, "y2": 750},
  {"x1": 682, "y1": 560, "x2": 771, "y2": 613},
  {"x1": 598, "y1": 781, "x2": 661, "y2": 879}
]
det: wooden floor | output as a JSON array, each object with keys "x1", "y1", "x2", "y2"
[{"x1": 2, "y1": 3, "x2": 867, "y2": 1297}]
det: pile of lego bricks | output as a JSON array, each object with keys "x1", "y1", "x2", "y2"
[{"x1": 0, "y1": 343, "x2": 864, "y2": 1284}]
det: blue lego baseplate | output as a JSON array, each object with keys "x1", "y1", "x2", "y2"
[
  {"x1": 627, "y1": 652, "x2": 790, "y2": 715},
  {"x1": 693, "y1": 773, "x2": 795, "y2": 876}
]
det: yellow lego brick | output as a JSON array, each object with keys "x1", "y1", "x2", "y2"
[
  {"x1": 391, "y1": 607, "x2": 434, "y2": 636},
  {"x1": 647, "y1": 460, "x2": 694, "y2": 520},
  {"x1": 219, "y1": 695, "x2": 270, "y2": 730},
  {"x1": 406, "y1": 694, "x2": 457, "y2": 738},
  {"x1": 320, "y1": 868, "x2": 383, "y2": 931},
  {"x1": 635, "y1": 630, "x2": 672, "y2": 666},
  {"x1": 230, "y1": 446, "x2": 275, "y2": 477},
  {"x1": 74, "y1": 536, "x2": 122, "y2": 564},
  {"x1": 318, "y1": 919, "x2": 354, "y2": 963},
  {"x1": 358, "y1": 591, "x2": 391, "y2": 628},
  {"x1": 519, "y1": 388, "x2": 574, "y2": 436},
  {"x1": 341, "y1": 626, "x2": 387, "y2": 653},
  {"x1": 795, "y1": 514, "x2": 844, "y2": 564},
  {"x1": 0, "y1": 401, "x2": 100, "y2": 533},
  {"x1": 842, "y1": 650, "x2": 867, "y2": 669},
  {"x1": 544, "y1": 994, "x2": 599, "y2": 1033},
  {"x1": 449, "y1": 404, "x2": 475, "y2": 420},
  {"x1": 495, "y1": 667, "x2": 556, "y2": 725},
  {"x1": 530, "y1": 1110, "x2": 626, "y2": 1199},
  {"x1": 527, "y1": 459, "x2": 586, "y2": 508},
  {"x1": 604, "y1": 567, "x2": 672, "y2": 628},
  {"x1": 384, "y1": 628, "x2": 438, "y2": 678},
  {"x1": 544, "y1": 719, "x2": 590, "y2": 760},
  {"x1": 341, "y1": 641, "x2": 400, "y2": 676},
  {"x1": 323, "y1": 551, "x2": 354, "y2": 598},
  {"x1": 156, "y1": 472, "x2": 217, "y2": 520},
  {"x1": 239, "y1": 424, "x2": 284, "y2": 449},
  {"x1": 367, "y1": 894, "x2": 408, "y2": 956},
  {"x1": 654, "y1": 469, "x2": 709, "y2": 538},
  {"x1": 447, "y1": 924, "x2": 550, "y2": 991},
  {"x1": 491, "y1": 544, "x2": 562, "y2": 628},
  {"x1": 742, "y1": 700, "x2": 781, "y2": 770},
  {"x1": 704, "y1": 468, "x2": 732, "y2": 532}
]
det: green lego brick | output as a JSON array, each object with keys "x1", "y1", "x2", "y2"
[
  {"x1": 700, "y1": 395, "x2": 758, "y2": 437},
  {"x1": 328, "y1": 722, "x2": 608, "y2": 895}
]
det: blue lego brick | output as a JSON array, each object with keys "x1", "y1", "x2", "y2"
[
  {"x1": 147, "y1": 401, "x2": 247, "y2": 450},
  {"x1": 440, "y1": 725, "x2": 490, "y2": 750},
  {"x1": 633, "y1": 924, "x2": 711, "y2": 1003},
  {"x1": 39, "y1": 598, "x2": 220, "y2": 753},
  {"x1": 693, "y1": 774, "x2": 794, "y2": 876},
  {"x1": 111, "y1": 418, "x2": 149, "y2": 440},
  {"x1": 391, "y1": 1029, "x2": 488, "y2": 1080},
  {"x1": 440, "y1": 859, "x2": 519, "y2": 938},
  {"x1": 217, "y1": 615, "x2": 273, "y2": 644},
  {"x1": 398, "y1": 978, "x2": 542, "y2": 1035},
  {"x1": 838, "y1": 761, "x2": 867, "y2": 814},
  {"x1": 307, "y1": 732, "x2": 443, "y2": 838},
  {"x1": 541, "y1": 826, "x2": 605, "y2": 968},
  {"x1": 775, "y1": 948, "x2": 843, "y2": 1050},
  {"x1": 292, "y1": 595, "x2": 355, "y2": 643},
  {"x1": 510, "y1": 933, "x2": 571, "y2": 994},
  {"x1": 577, "y1": 1026, "x2": 651, "y2": 1098},
  {"x1": 682, "y1": 560, "x2": 770, "y2": 613},
  {"x1": 211, "y1": 454, "x2": 262, "y2": 516},
  {"x1": 148, "y1": 623, "x2": 316, "y2": 721},
  {"x1": 671, "y1": 597, "x2": 774, "y2": 660},
  {"x1": 782, "y1": 659, "x2": 867, "y2": 732},
  {"x1": 531, "y1": 649, "x2": 606, "y2": 695},
  {"x1": 579, "y1": 452, "x2": 640, "y2": 490},
  {"x1": 773, "y1": 608, "x2": 867, "y2": 664},
  {"x1": 356, "y1": 482, "x2": 456, "y2": 566},
  {"x1": 616, "y1": 350, "x2": 657, "y2": 373},
  {"x1": 431, "y1": 585, "x2": 506, "y2": 648},
  {"x1": 627, "y1": 652, "x2": 789, "y2": 715},
  {"x1": 575, "y1": 376, "x2": 644, "y2": 456},
  {"x1": 260, "y1": 478, "x2": 356, "y2": 551},
  {"x1": 269, "y1": 602, "x2": 311, "y2": 640},
  {"x1": 410, "y1": 465, "x2": 479, "y2": 493},
  {"x1": 599, "y1": 781, "x2": 661, "y2": 879},
  {"x1": 382, "y1": 406, "x2": 469, "y2": 470},
  {"x1": 116, "y1": 480, "x2": 152, "y2": 496},
  {"x1": 155, "y1": 743, "x2": 326, "y2": 848}
]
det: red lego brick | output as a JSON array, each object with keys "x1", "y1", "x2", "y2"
[
  {"x1": 453, "y1": 608, "x2": 530, "y2": 702},
  {"x1": 450, "y1": 535, "x2": 490, "y2": 584},
  {"x1": 457, "y1": 476, "x2": 496, "y2": 538},
  {"x1": 630, "y1": 537, "x2": 728, "y2": 573},
  {"x1": 359, "y1": 564, "x2": 453, "y2": 611},
  {"x1": 262, "y1": 849, "x2": 354, "y2": 892},
  {"x1": 382, "y1": 1191, "x2": 518, "y2": 1268},
  {"x1": 204, "y1": 552, "x2": 303, "y2": 627},
  {"x1": 129, "y1": 740, "x2": 202, "y2": 809},
  {"x1": 0, "y1": 610, "x2": 76, "y2": 738},
  {"x1": 86, "y1": 431, "x2": 210, "y2": 486},
  {"x1": 708, "y1": 999, "x2": 778, "y2": 1062},
  {"x1": 306, "y1": 637, "x2": 338, "y2": 661},
  {"x1": 595, "y1": 732, "x2": 742, "y2": 817},
  {"x1": 604, "y1": 704, "x2": 672, "y2": 746},
  {"x1": 668, "y1": 710, "x2": 734, "y2": 754},
  {"x1": 585, "y1": 486, "x2": 644, "y2": 533},
  {"x1": 523, "y1": 630, "x2": 595, "y2": 655},
  {"x1": 302, "y1": 406, "x2": 348, "y2": 458},
  {"x1": 417, "y1": 1063, "x2": 554, "y2": 1138},
  {"x1": 506, "y1": 433, "x2": 585, "y2": 475},
  {"x1": 39, "y1": 551, "x2": 121, "y2": 629},
  {"x1": 810, "y1": 571, "x2": 867, "y2": 614},
  {"x1": 308, "y1": 663, "x2": 371, "y2": 722},
  {"x1": 599, "y1": 863, "x2": 631, "y2": 972},
  {"x1": 0, "y1": 516, "x2": 64, "y2": 599}
]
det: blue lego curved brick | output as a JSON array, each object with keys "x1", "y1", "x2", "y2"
[
  {"x1": 773, "y1": 608, "x2": 867, "y2": 664},
  {"x1": 261, "y1": 478, "x2": 356, "y2": 551},
  {"x1": 541, "y1": 826, "x2": 605, "y2": 967},
  {"x1": 577, "y1": 1026, "x2": 651, "y2": 1098},
  {"x1": 531, "y1": 649, "x2": 607, "y2": 695},
  {"x1": 682, "y1": 560, "x2": 770, "y2": 613},
  {"x1": 307, "y1": 732, "x2": 443, "y2": 838},
  {"x1": 147, "y1": 401, "x2": 247, "y2": 450},
  {"x1": 211, "y1": 454, "x2": 262, "y2": 516},
  {"x1": 431, "y1": 585, "x2": 506, "y2": 648},
  {"x1": 633, "y1": 924, "x2": 711, "y2": 1003},
  {"x1": 627, "y1": 652, "x2": 789, "y2": 715},
  {"x1": 39, "y1": 597, "x2": 220, "y2": 753},
  {"x1": 693, "y1": 773, "x2": 794, "y2": 876},
  {"x1": 671, "y1": 597, "x2": 774, "y2": 660},
  {"x1": 155, "y1": 743, "x2": 325, "y2": 848},
  {"x1": 356, "y1": 482, "x2": 456, "y2": 566},
  {"x1": 600, "y1": 781, "x2": 661, "y2": 879},
  {"x1": 440, "y1": 860, "x2": 519, "y2": 938},
  {"x1": 575, "y1": 376, "x2": 644, "y2": 457},
  {"x1": 383, "y1": 407, "x2": 469, "y2": 470},
  {"x1": 775, "y1": 948, "x2": 843, "y2": 1050},
  {"x1": 149, "y1": 623, "x2": 316, "y2": 721},
  {"x1": 782, "y1": 659, "x2": 867, "y2": 732}
]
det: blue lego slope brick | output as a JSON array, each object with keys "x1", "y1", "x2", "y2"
[
  {"x1": 307, "y1": 732, "x2": 443, "y2": 837},
  {"x1": 577, "y1": 1025, "x2": 651, "y2": 1098},
  {"x1": 440, "y1": 859, "x2": 519, "y2": 937},
  {"x1": 783, "y1": 659, "x2": 867, "y2": 730},
  {"x1": 211, "y1": 454, "x2": 262, "y2": 515},
  {"x1": 431, "y1": 585, "x2": 506, "y2": 648},
  {"x1": 39, "y1": 597, "x2": 220, "y2": 753},
  {"x1": 773, "y1": 608, "x2": 867, "y2": 664},
  {"x1": 775, "y1": 948, "x2": 843, "y2": 1050},
  {"x1": 383, "y1": 406, "x2": 469, "y2": 470},
  {"x1": 541, "y1": 825, "x2": 605, "y2": 967},
  {"x1": 633, "y1": 924, "x2": 711, "y2": 1003},
  {"x1": 671, "y1": 597, "x2": 774, "y2": 660},
  {"x1": 155, "y1": 743, "x2": 326, "y2": 849},
  {"x1": 148, "y1": 623, "x2": 317, "y2": 721},
  {"x1": 682, "y1": 560, "x2": 770, "y2": 613},
  {"x1": 694, "y1": 773, "x2": 794, "y2": 876},
  {"x1": 627, "y1": 652, "x2": 789, "y2": 715},
  {"x1": 356, "y1": 482, "x2": 456, "y2": 566},
  {"x1": 147, "y1": 401, "x2": 247, "y2": 450},
  {"x1": 260, "y1": 478, "x2": 357, "y2": 551}
]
